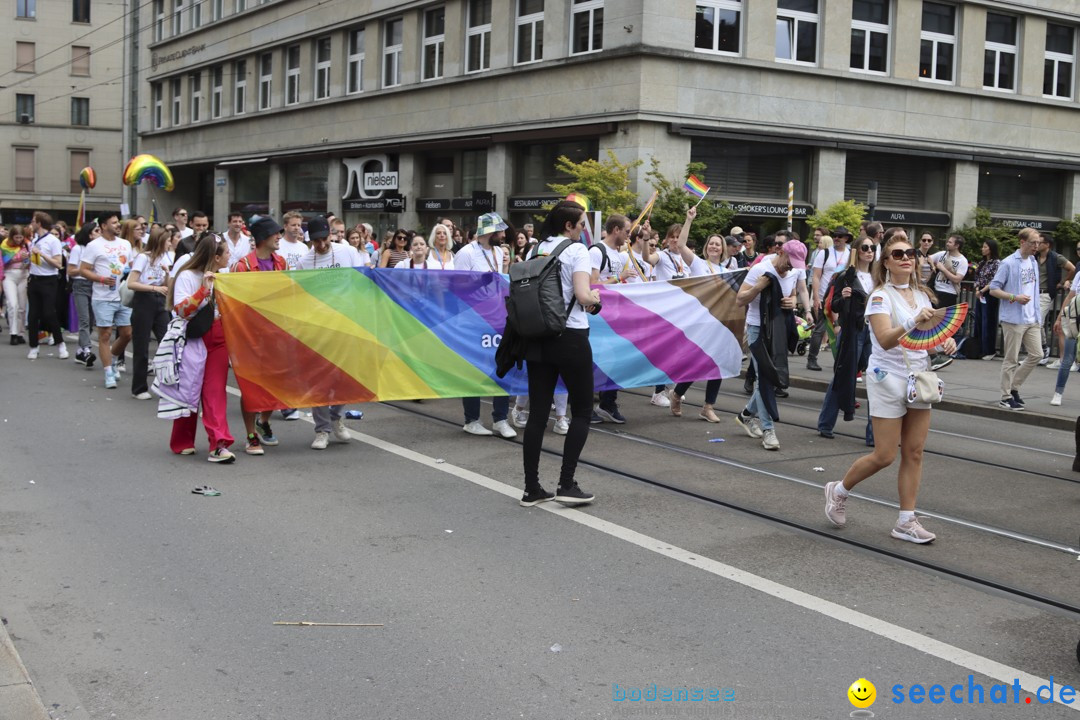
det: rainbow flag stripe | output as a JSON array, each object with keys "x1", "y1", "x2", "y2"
[
  {"x1": 683, "y1": 175, "x2": 710, "y2": 199},
  {"x1": 565, "y1": 192, "x2": 592, "y2": 213},
  {"x1": 215, "y1": 268, "x2": 746, "y2": 410}
]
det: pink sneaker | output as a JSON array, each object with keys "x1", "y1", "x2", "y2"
[
  {"x1": 824, "y1": 481, "x2": 847, "y2": 527},
  {"x1": 891, "y1": 517, "x2": 936, "y2": 544}
]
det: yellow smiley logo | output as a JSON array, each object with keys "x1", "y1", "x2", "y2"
[{"x1": 848, "y1": 678, "x2": 876, "y2": 709}]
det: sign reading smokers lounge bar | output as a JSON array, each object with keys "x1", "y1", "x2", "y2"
[
  {"x1": 720, "y1": 200, "x2": 815, "y2": 218},
  {"x1": 990, "y1": 215, "x2": 1061, "y2": 232},
  {"x1": 876, "y1": 209, "x2": 951, "y2": 226}
]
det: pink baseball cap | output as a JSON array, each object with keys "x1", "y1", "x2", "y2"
[{"x1": 781, "y1": 240, "x2": 807, "y2": 269}]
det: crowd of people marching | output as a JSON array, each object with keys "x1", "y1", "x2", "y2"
[{"x1": 1, "y1": 201, "x2": 1071, "y2": 542}]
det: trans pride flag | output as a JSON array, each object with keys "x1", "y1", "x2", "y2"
[{"x1": 215, "y1": 268, "x2": 746, "y2": 411}]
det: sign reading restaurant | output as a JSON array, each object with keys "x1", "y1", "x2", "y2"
[{"x1": 719, "y1": 200, "x2": 815, "y2": 218}]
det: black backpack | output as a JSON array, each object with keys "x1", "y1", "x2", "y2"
[{"x1": 505, "y1": 240, "x2": 576, "y2": 339}]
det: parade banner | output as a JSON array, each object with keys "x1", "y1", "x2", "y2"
[{"x1": 215, "y1": 268, "x2": 746, "y2": 410}]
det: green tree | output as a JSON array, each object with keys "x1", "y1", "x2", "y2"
[
  {"x1": 805, "y1": 200, "x2": 867, "y2": 238},
  {"x1": 1051, "y1": 215, "x2": 1080, "y2": 259},
  {"x1": 547, "y1": 150, "x2": 643, "y2": 216},
  {"x1": 643, "y1": 158, "x2": 734, "y2": 252},
  {"x1": 950, "y1": 207, "x2": 1018, "y2": 264}
]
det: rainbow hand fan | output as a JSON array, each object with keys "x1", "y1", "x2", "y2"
[{"x1": 899, "y1": 303, "x2": 968, "y2": 351}]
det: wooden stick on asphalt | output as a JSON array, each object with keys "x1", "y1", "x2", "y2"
[{"x1": 274, "y1": 621, "x2": 384, "y2": 627}]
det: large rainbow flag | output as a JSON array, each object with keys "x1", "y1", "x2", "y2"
[{"x1": 215, "y1": 268, "x2": 746, "y2": 410}]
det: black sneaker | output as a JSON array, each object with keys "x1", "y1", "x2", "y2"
[
  {"x1": 929, "y1": 355, "x2": 953, "y2": 371},
  {"x1": 255, "y1": 419, "x2": 280, "y2": 446},
  {"x1": 743, "y1": 377, "x2": 754, "y2": 395},
  {"x1": 590, "y1": 410, "x2": 604, "y2": 424},
  {"x1": 115, "y1": 357, "x2": 126, "y2": 373},
  {"x1": 806, "y1": 358, "x2": 822, "y2": 371},
  {"x1": 554, "y1": 483, "x2": 595, "y2": 505},
  {"x1": 83, "y1": 351, "x2": 96, "y2": 369},
  {"x1": 596, "y1": 406, "x2": 626, "y2": 424},
  {"x1": 998, "y1": 397, "x2": 1024, "y2": 411},
  {"x1": 74, "y1": 350, "x2": 87, "y2": 364},
  {"x1": 1010, "y1": 390, "x2": 1026, "y2": 407},
  {"x1": 519, "y1": 486, "x2": 555, "y2": 507},
  {"x1": 774, "y1": 387, "x2": 790, "y2": 398}
]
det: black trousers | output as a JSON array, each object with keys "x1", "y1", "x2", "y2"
[
  {"x1": 522, "y1": 329, "x2": 594, "y2": 490},
  {"x1": 26, "y1": 275, "x2": 63, "y2": 348},
  {"x1": 131, "y1": 291, "x2": 170, "y2": 394}
]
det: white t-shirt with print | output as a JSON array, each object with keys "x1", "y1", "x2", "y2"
[
  {"x1": 589, "y1": 243, "x2": 628, "y2": 283},
  {"x1": 931, "y1": 251, "x2": 969, "y2": 295},
  {"x1": 656, "y1": 249, "x2": 690, "y2": 281},
  {"x1": 394, "y1": 257, "x2": 447, "y2": 270},
  {"x1": 298, "y1": 246, "x2": 349, "y2": 270},
  {"x1": 130, "y1": 252, "x2": 171, "y2": 287},
  {"x1": 624, "y1": 250, "x2": 655, "y2": 283},
  {"x1": 865, "y1": 286, "x2": 931, "y2": 376},
  {"x1": 278, "y1": 238, "x2": 309, "y2": 271},
  {"x1": 744, "y1": 255, "x2": 798, "y2": 327},
  {"x1": 812, "y1": 245, "x2": 851, "y2": 299},
  {"x1": 29, "y1": 233, "x2": 63, "y2": 277},
  {"x1": 82, "y1": 237, "x2": 132, "y2": 301},
  {"x1": 455, "y1": 242, "x2": 504, "y2": 273},
  {"x1": 533, "y1": 237, "x2": 592, "y2": 330}
]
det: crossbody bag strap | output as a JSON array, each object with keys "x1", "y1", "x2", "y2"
[{"x1": 881, "y1": 285, "x2": 915, "y2": 374}]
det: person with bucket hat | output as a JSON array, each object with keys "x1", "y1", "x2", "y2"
[
  {"x1": 455, "y1": 212, "x2": 516, "y2": 438},
  {"x1": 807, "y1": 225, "x2": 853, "y2": 371}
]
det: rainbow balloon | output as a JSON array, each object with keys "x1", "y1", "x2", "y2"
[
  {"x1": 79, "y1": 167, "x2": 96, "y2": 190},
  {"x1": 565, "y1": 192, "x2": 591, "y2": 214},
  {"x1": 123, "y1": 154, "x2": 174, "y2": 192},
  {"x1": 900, "y1": 303, "x2": 968, "y2": 351}
]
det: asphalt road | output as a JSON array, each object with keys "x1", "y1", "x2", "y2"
[{"x1": 2, "y1": 341, "x2": 1079, "y2": 719}]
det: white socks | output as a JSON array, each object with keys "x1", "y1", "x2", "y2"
[
  {"x1": 899, "y1": 510, "x2": 916, "y2": 524},
  {"x1": 834, "y1": 483, "x2": 849, "y2": 498}
]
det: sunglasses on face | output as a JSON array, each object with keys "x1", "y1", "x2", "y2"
[
  {"x1": 859, "y1": 244, "x2": 874, "y2": 252},
  {"x1": 889, "y1": 248, "x2": 918, "y2": 260}
]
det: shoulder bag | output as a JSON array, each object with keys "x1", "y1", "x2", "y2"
[{"x1": 185, "y1": 292, "x2": 215, "y2": 339}]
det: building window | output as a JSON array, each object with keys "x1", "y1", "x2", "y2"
[
  {"x1": 775, "y1": 0, "x2": 818, "y2": 65},
  {"x1": 15, "y1": 148, "x2": 34, "y2": 192},
  {"x1": 234, "y1": 59, "x2": 246, "y2": 114},
  {"x1": 850, "y1": 0, "x2": 889, "y2": 74},
  {"x1": 466, "y1": 0, "x2": 492, "y2": 72},
  {"x1": 72, "y1": 0, "x2": 90, "y2": 23},
  {"x1": 16, "y1": 94, "x2": 34, "y2": 123},
  {"x1": 71, "y1": 97, "x2": 89, "y2": 125},
  {"x1": 383, "y1": 17, "x2": 402, "y2": 88},
  {"x1": 190, "y1": 72, "x2": 202, "y2": 122},
  {"x1": 71, "y1": 46, "x2": 90, "y2": 76},
  {"x1": 983, "y1": 13, "x2": 1017, "y2": 92},
  {"x1": 422, "y1": 7, "x2": 445, "y2": 81},
  {"x1": 919, "y1": 1, "x2": 954, "y2": 83},
  {"x1": 285, "y1": 44, "x2": 300, "y2": 105},
  {"x1": 171, "y1": 77, "x2": 181, "y2": 125},
  {"x1": 211, "y1": 0, "x2": 222, "y2": 21},
  {"x1": 258, "y1": 52, "x2": 272, "y2": 109},
  {"x1": 978, "y1": 164, "x2": 1062, "y2": 218},
  {"x1": 570, "y1": 0, "x2": 603, "y2": 55},
  {"x1": 16, "y1": 0, "x2": 35, "y2": 18},
  {"x1": 70, "y1": 151, "x2": 89, "y2": 194},
  {"x1": 347, "y1": 27, "x2": 365, "y2": 93},
  {"x1": 172, "y1": 0, "x2": 185, "y2": 36},
  {"x1": 152, "y1": 82, "x2": 163, "y2": 128},
  {"x1": 515, "y1": 0, "x2": 543, "y2": 65},
  {"x1": 235, "y1": 0, "x2": 245, "y2": 12},
  {"x1": 695, "y1": 0, "x2": 741, "y2": 55},
  {"x1": 15, "y1": 42, "x2": 34, "y2": 72},
  {"x1": 191, "y1": 0, "x2": 202, "y2": 28},
  {"x1": 314, "y1": 37, "x2": 331, "y2": 99},
  {"x1": 1044, "y1": 24, "x2": 1074, "y2": 100},
  {"x1": 211, "y1": 65, "x2": 223, "y2": 117},
  {"x1": 154, "y1": 0, "x2": 165, "y2": 41}
]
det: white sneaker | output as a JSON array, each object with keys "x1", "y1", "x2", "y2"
[
  {"x1": 1051, "y1": 393, "x2": 1063, "y2": 406},
  {"x1": 57, "y1": 343, "x2": 69, "y2": 360},
  {"x1": 133, "y1": 392, "x2": 153, "y2": 400},
  {"x1": 1072, "y1": 362, "x2": 1079, "y2": 372},
  {"x1": 761, "y1": 429, "x2": 780, "y2": 451},
  {"x1": 492, "y1": 420, "x2": 518, "y2": 439},
  {"x1": 463, "y1": 420, "x2": 493, "y2": 436},
  {"x1": 27, "y1": 347, "x2": 38, "y2": 360},
  {"x1": 511, "y1": 407, "x2": 529, "y2": 428},
  {"x1": 311, "y1": 432, "x2": 329, "y2": 450},
  {"x1": 891, "y1": 516, "x2": 936, "y2": 544},
  {"x1": 1047, "y1": 359, "x2": 1062, "y2": 370},
  {"x1": 553, "y1": 416, "x2": 569, "y2": 435},
  {"x1": 650, "y1": 391, "x2": 671, "y2": 407},
  {"x1": 332, "y1": 418, "x2": 351, "y2": 442}
]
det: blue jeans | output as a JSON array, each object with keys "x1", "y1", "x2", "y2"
[
  {"x1": 463, "y1": 396, "x2": 508, "y2": 424},
  {"x1": 975, "y1": 295, "x2": 1000, "y2": 357},
  {"x1": 817, "y1": 326, "x2": 874, "y2": 444},
  {"x1": 742, "y1": 325, "x2": 774, "y2": 431},
  {"x1": 1056, "y1": 337, "x2": 1077, "y2": 394}
]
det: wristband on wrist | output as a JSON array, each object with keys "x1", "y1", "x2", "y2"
[
  {"x1": 902, "y1": 316, "x2": 918, "y2": 332},
  {"x1": 1010, "y1": 294, "x2": 1016, "y2": 302}
]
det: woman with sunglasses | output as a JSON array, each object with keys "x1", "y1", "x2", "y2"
[
  {"x1": 825, "y1": 230, "x2": 955, "y2": 544},
  {"x1": 817, "y1": 238, "x2": 876, "y2": 442},
  {"x1": 972, "y1": 239, "x2": 1001, "y2": 361},
  {"x1": 378, "y1": 230, "x2": 410, "y2": 268}
]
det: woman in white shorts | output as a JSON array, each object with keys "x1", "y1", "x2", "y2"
[{"x1": 824, "y1": 231, "x2": 956, "y2": 544}]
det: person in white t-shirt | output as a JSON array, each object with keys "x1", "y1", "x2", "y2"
[
  {"x1": 824, "y1": 232, "x2": 956, "y2": 545},
  {"x1": 221, "y1": 212, "x2": 254, "y2": 270},
  {"x1": 25, "y1": 211, "x2": 69, "y2": 360},
  {"x1": 127, "y1": 225, "x2": 174, "y2": 399},
  {"x1": 927, "y1": 234, "x2": 970, "y2": 371},
  {"x1": 278, "y1": 211, "x2": 310, "y2": 272},
  {"x1": 173, "y1": 207, "x2": 193, "y2": 242},
  {"x1": 344, "y1": 227, "x2": 372, "y2": 267},
  {"x1": 655, "y1": 210, "x2": 698, "y2": 282},
  {"x1": 68, "y1": 221, "x2": 100, "y2": 367},
  {"x1": 79, "y1": 210, "x2": 133, "y2": 388},
  {"x1": 587, "y1": 214, "x2": 633, "y2": 423},
  {"x1": 455, "y1": 212, "x2": 515, "y2": 439},
  {"x1": 426, "y1": 224, "x2": 456, "y2": 270},
  {"x1": 394, "y1": 235, "x2": 439, "y2": 269},
  {"x1": 624, "y1": 221, "x2": 659, "y2": 284},
  {"x1": 807, "y1": 225, "x2": 853, "y2": 370},
  {"x1": 519, "y1": 200, "x2": 602, "y2": 508}
]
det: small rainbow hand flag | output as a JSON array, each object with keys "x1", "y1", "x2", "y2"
[
  {"x1": 565, "y1": 192, "x2": 592, "y2": 214},
  {"x1": 683, "y1": 175, "x2": 710, "y2": 200}
]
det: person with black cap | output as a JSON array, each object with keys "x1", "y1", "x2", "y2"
[
  {"x1": 297, "y1": 216, "x2": 354, "y2": 449},
  {"x1": 807, "y1": 225, "x2": 852, "y2": 371},
  {"x1": 231, "y1": 216, "x2": 288, "y2": 455}
]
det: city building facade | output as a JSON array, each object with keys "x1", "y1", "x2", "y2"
[
  {"x1": 135, "y1": 0, "x2": 1080, "y2": 243},
  {"x1": 2, "y1": 0, "x2": 125, "y2": 225}
]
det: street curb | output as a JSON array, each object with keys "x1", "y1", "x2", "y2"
[
  {"x1": 0, "y1": 616, "x2": 50, "y2": 720},
  {"x1": 781, "y1": 375, "x2": 1077, "y2": 433}
]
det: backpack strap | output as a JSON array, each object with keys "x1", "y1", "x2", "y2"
[
  {"x1": 546, "y1": 239, "x2": 579, "y2": 317},
  {"x1": 590, "y1": 243, "x2": 609, "y2": 277}
]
